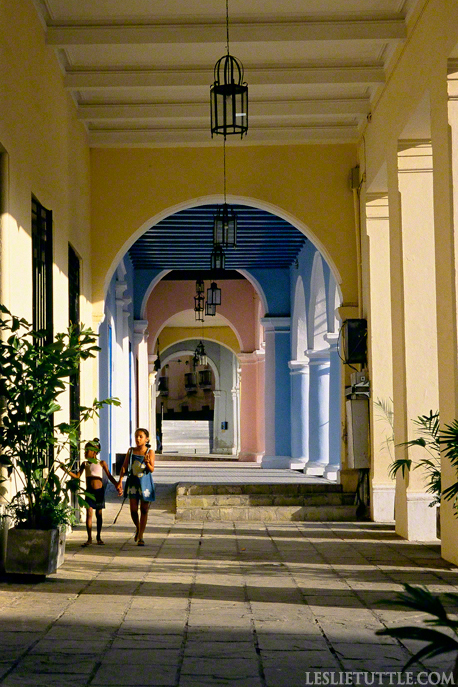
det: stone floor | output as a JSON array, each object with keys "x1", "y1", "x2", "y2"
[{"x1": 0, "y1": 473, "x2": 457, "y2": 687}]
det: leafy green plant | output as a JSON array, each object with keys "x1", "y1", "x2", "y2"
[
  {"x1": 389, "y1": 410, "x2": 441, "y2": 507},
  {"x1": 439, "y1": 421, "x2": 458, "y2": 514},
  {"x1": 376, "y1": 584, "x2": 458, "y2": 679},
  {"x1": 0, "y1": 304, "x2": 120, "y2": 529}
]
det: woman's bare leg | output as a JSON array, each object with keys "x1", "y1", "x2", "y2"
[
  {"x1": 129, "y1": 498, "x2": 140, "y2": 540},
  {"x1": 137, "y1": 501, "x2": 150, "y2": 543}
]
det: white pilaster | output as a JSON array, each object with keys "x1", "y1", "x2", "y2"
[
  {"x1": 288, "y1": 359, "x2": 310, "y2": 470},
  {"x1": 133, "y1": 320, "x2": 149, "y2": 430}
]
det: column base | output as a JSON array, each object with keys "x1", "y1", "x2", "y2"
[
  {"x1": 371, "y1": 484, "x2": 395, "y2": 522},
  {"x1": 238, "y1": 452, "x2": 263, "y2": 463},
  {"x1": 261, "y1": 455, "x2": 292, "y2": 469},
  {"x1": 290, "y1": 458, "x2": 307, "y2": 470},
  {"x1": 324, "y1": 464, "x2": 340, "y2": 481},
  {"x1": 396, "y1": 492, "x2": 438, "y2": 541},
  {"x1": 303, "y1": 461, "x2": 325, "y2": 476}
]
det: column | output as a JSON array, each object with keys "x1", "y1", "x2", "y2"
[
  {"x1": 238, "y1": 350, "x2": 265, "y2": 462},
  {"x1": 133, "y1": 320, "x2": 149, "y2": 429},
  {"x1": 148, "y1": 354, "x2": 159, "y2": 451},
  {"x1": 304, "y1": 349, "x2": 330, "y2": 476},
  {"x1": 231, "y1": 383, "x2": 240, "y2": 456},
  {"x1": 212, "y1": 389, "x2": 223, "y2": 453},
  {"x1": 324, "y1": 333, "x2": 341, "y2": 481},
  {"x1": 114, "y1": 281, "x2": 131, "y2": 454},
  {"x1": 393, "y1": 142, "x2": 439, "y2": 540},
  {"x1": 260, "y1": 317, "x2": 291, "y2": 469},
  {"x1": 289, "y1": 359, "x2": 310, "y2": 470},
  {"x1": 365, "y1": 194, "x2": 395, "y2": 521},
  {"x1": 444, "y1": 77, "x2": 458, "y2": 562}
]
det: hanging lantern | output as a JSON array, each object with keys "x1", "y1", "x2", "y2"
[
  {"x1": 213, "y1": 204, "x2": 237, "y2": 247},
  {"x1": 211, "y1": 54, "x2": 248, "y2": 139},
  {"x1": 195, "y1": 340, "x2": 207, "y2": 366},
  {"x1": 194, "y1": 279, "x2": 205, "y2": 321},
  {"x1": 207, "y1": 282, "x2": 221, "y2": 306},
  {"x1": 210, "y1": 245, "x2": 226, "y2": 271},
  {"x1": 194, "y1": 294, "x2": 204, "y2": 321}
]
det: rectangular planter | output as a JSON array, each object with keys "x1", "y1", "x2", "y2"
[{"x1": 5, "y1": 528, "x2": 66, "y2": 575}]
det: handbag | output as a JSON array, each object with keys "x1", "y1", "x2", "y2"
[{"x1": 139, "y1": 471, "x2": 156, "y2": 502}]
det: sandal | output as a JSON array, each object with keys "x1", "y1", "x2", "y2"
[
  {"x1": 81, "y1": 541, "x2": 92, "y2": 547},
  {"x1": 137, "y1": 539, "x2": 145, "y2": 546},
  {"x1": 97, "y1": 539, "x2": 105, "y2": 545}
]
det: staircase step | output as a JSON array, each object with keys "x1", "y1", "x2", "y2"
[{"x1": 175, "y1": 483, "x2": 358, "y2": 521}]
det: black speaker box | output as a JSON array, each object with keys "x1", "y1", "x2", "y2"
[{"x1": 343, "y1": 318, "x2": 367, "y2": 364}]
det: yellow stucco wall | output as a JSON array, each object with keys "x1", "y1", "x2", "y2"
[
  {"x1": 0, "y1": 0, "x2": 95, "y2": 433},
  {"x1": 90, "y1": 144, "x2": 358, "y2": 318},
  {"x1": 159, "y1": 326, "x2": 240, "y2": 354}
]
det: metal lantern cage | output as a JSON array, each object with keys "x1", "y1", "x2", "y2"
[
  {"x1": 213, "y1": 204, "x2": 237, "y2": 247},
  {"x1": 210, "y1": 245, "x2": 226, "y2": 271},
  {"x1": 210, "y1": 55, "x2": 248, "y2": 139}
]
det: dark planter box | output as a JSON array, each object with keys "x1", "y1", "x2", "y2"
[{"x1": 5, "y1": 528, "x2": 66, "y2": 575}]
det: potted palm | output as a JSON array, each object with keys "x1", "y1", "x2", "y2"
[{"x1": 0, "y1": 305, "x2": 119, "y2": 575}]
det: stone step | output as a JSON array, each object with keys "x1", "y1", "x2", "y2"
[
  {"x1": 175, "y1": 483, "x2": 358, "y2": 521},
  {"x1": 176, "y1": 505, "x2": 358, "y2": 522}
]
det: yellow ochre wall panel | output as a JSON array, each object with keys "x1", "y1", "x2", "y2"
[
  {"x1": 159, "y1": 326, "x2": 240, "y2": 354},
  {"x1": 90, "y1": 144, "x2": 358, "y2": 317}
]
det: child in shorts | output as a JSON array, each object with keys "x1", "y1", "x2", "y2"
[{"x1": 69, "y1": 438, "x2": 119, "y2": 546}]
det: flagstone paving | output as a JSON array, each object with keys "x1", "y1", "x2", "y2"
[{"x1": 0, "y1": 477, "x2": 457, "y2": 686}]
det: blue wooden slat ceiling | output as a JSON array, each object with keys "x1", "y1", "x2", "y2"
[{"x1": 128, "y1": 204, "x2": 307, "y2": 270}]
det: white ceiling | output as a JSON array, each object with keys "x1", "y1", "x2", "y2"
[{"x1": 33, "y1": 0, "x2": 420, "y2": 147}]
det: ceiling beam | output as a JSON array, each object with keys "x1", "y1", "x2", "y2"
[
  {"x1": 65, "y1": 65, "x2": 385, "y2": 89},
  {"x1": 88, "y1": 123, "x2": 359, "y2": 146},
  {"x1": 77, "y1": 98, "x2": 370, "y2": 121},
  {"x1": 47, "y1": 19, "x2": 406, "y2": 46}
]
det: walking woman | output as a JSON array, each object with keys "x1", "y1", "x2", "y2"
[{"x1": 117, "y1": 428, "x2": 155, "y2": 546}]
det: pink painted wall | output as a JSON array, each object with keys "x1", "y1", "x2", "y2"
[{"x1": 146, "y1": 278, "x2": 259, "y2": 353}]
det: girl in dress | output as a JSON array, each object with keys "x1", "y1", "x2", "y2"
[
  {"x1": 117, "y1": 428, "x2": 155, "y2": 546},
  {"x1": 69, "y1": 438, "x2": 119, "y2": 546}
]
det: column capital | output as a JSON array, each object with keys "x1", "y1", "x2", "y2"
[
  {"x1": 260, "y1": 316, "x2": 291, "y2": 333},
  {"x1": 288, "y1": 359, "x2": 310, "y2": 374},
  {"x1": 306, "y1": 348, "x2": 331, "y2": 364},
  {"x1": 115, "y1": 281, "x2": 128, "y2": 300},
  {"x1": 148, "y1": 353, "x2": 159, "y2": 373},
  {"x1": 324, "y1": 332, "x2": 339, "y2": 348},
  {"x1": 238, "y1": 349, "x2": 265, "y2": 365},
  {"x1": 133, "y1": 319, "x2": 148, "y2": 344},
  {"x1": 134, "y1": 319, "x2": 149, "y2": 334}
]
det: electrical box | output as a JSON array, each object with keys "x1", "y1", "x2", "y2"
[
  {"x1": 346, "y1": 397, "x2": 370, "y2": 469},
  {"x1": 342, "y1": 318, "x2": 367, "y2": 365}
]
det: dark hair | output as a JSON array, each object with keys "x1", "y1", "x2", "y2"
[
  {"x1": 85, "y1": 437, "x2": 101, "y2": 453},
  {"x1": 135, "y1": 427, "x2": 151, "y2": 449}
]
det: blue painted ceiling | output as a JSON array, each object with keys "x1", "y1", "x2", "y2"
[{"x1": 128, "y1": 204, "x2": 307, "y2": 272}]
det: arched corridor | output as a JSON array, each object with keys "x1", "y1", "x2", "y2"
[{"x1": 97, "y1": 203, "x2": 344, "y2": 477}]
